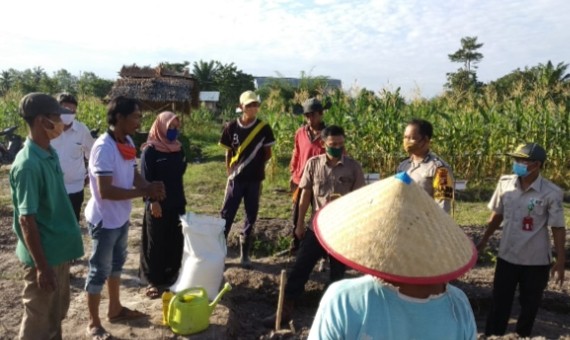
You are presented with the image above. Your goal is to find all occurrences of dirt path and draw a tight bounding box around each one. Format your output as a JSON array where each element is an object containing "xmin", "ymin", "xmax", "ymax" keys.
[{"xmin": 0, "ymin": 211, "xmax": 569, "ymax": 339}]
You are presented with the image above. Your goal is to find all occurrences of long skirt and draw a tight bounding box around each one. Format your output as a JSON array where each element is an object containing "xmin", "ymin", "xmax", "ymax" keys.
[{"xmin": 139, "ymin": 205, "xmax": 185, "ymax": 287}]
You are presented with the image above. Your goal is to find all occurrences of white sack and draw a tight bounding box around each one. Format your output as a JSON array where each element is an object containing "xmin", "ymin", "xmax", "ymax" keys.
[{"xmin": 170, "ymin": 212, "xmax": 226, "ymax": 300}]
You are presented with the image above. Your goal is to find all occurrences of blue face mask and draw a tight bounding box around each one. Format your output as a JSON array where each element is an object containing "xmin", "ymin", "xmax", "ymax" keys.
[
  {"xmin": 512, "ymin": 162, "xmax": 530, "ymax": 177},
  {"xmin": 166, "ymin": 128, "xmax": 179, "ymax": 142}
]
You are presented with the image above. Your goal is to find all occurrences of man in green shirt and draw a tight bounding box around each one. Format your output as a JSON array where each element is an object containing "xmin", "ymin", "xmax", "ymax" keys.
[{"xmin": 10, "ymin": 93, "xmax": 84, "ymax": 340}]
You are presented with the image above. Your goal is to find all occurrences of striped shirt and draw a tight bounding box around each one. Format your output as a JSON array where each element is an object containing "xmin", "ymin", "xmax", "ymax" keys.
[{"xmin": 219, "ymin": 118, "xmax": 275, "ymax": 181}]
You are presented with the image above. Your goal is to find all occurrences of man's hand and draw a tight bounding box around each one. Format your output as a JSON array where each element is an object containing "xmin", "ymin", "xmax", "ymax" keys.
[
  {"xmin": 150, "ymin": 202, "xmax": 162, "ymax": 218},
  {"xmin": 146, "ymin": 181, "xmax": 166, "ymax": 201},
  {"xmin": 294, "ymin": 223, "xmax": 306, "ymax": 240},
  {"xmin": 36, "ymin": 266, "xmax": 57, "ymax": 292},
  {"xmin": 290, "ymin": 179, "xmax": 296, "ymax": 193},
  {"xmin": 476, "ymin": 239, "xmax": 487, "ymax": 253},
  {"xmin": 551, "ymin": 259, "xmax": 566, "ymax": 287}
]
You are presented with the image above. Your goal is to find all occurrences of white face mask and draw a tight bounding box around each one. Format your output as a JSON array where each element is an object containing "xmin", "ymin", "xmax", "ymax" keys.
[{"xmin": 60, "ymin": 114, "xmax": 75, "ymax": 126}]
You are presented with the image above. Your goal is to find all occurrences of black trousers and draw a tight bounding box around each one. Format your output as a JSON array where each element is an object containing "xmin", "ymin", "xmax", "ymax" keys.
[
  {"xmin": 290, "ymin": 183, "xmax": 316, "ymax": 253},
  {"xmin": 139, "ymin": 205, "xmax": 184, "ymax": 287},
  {"xmin": 284, "ymin": 229, "xmax": 346, "ymax": 300},
  {"xmin": 485, "ymin": 257, "xmax": 550, "ymax": 337},
  {"xmin": 220, "ymin": 179, "xmax": 261, "ymax": 238},
  {"xmin": 68, "ymin": 190, "xmax": 84, "ymax": 222}
]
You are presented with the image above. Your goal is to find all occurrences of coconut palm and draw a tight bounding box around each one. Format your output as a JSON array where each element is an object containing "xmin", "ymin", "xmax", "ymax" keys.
[{"xmin": 192, "ymin": 60, "xmax": 220, "ymax": 91}]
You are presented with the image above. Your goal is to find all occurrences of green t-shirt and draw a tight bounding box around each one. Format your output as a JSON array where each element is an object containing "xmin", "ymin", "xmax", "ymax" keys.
[{"xmin": 9, "ymin": 138, "xmax": 84, "ymax": 267}]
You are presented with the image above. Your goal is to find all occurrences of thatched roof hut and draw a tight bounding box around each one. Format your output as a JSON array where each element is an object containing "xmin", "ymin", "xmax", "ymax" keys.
[{"xmin": 107, "ymin": 65, "xmax": 199, "ymax": 114}]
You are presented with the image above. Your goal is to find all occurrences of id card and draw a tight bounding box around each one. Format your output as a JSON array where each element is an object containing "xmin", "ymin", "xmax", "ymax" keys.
[{"xmin": 522, "ymin": 216, "xmax": 533, "ymax": 231}]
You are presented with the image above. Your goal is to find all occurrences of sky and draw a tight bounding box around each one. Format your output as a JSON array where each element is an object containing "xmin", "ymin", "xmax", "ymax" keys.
[{"xmin": 0, "ymin": 0, "xmax": 568, "ymax": 98}]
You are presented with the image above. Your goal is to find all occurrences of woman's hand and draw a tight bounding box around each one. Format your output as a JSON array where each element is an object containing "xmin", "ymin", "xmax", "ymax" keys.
[{"xmin": 150, "ymin": 202, "xmax": 162, "ymax": 218}]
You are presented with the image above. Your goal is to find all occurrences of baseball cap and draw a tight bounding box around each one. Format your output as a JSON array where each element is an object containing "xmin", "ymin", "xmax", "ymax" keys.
[
  {"xmin": 239, "ymin": 91, "xmax": 259, "ymax": 106},
  {"xmin": 314, "ymin": 172, "xmax": 477, "ymax": 284},
  {"xmin": 19, "ymin": 93, "xmax": 74, "ymax": 118},
  {"xmin": 302, "ymin": 98, "xmax": 331, "ymax": 115},
  {"xmin": 506, "ymin": 143, "xmax": 547, "ymax": 163}
]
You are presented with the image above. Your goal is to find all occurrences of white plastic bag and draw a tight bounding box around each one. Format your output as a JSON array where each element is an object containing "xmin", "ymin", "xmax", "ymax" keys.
[{"xmin": 170, "ymin": 212, "xmax": 226, "ymax": 300}]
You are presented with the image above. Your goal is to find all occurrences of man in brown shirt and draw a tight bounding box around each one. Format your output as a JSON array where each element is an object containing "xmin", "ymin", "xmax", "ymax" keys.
[{"xmin": 263, "ymin": 125, "xmax": 365, "ymax": 327}]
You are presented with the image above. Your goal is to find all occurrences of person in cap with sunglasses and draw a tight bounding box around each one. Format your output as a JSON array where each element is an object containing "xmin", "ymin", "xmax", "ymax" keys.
[
  {"xmin": 9, "ymin": 93, "xmax": 84, "ymax": 339},
  {"xmin": 289, "ymin": 97, "xmax": 329, "ymax": 254},
  {"xmin": 50, "ymin": 93, "xmax": 94, "ymax": 222},
  {"xmin": 477, "ymin": 143, "xmax": 566, "ymax": 338},
  {"xmin": 308, "ymin": 172, "xmax": 477, "ymax": 339},
  {"xmin": 219, "ymin": 90, "xmax": 275, "ymax": 268}
]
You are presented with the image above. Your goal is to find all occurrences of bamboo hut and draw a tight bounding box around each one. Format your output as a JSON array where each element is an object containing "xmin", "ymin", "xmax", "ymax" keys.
[{"xmin": 107, "ymin": 65, "xmax": 199, "ymax": 114}]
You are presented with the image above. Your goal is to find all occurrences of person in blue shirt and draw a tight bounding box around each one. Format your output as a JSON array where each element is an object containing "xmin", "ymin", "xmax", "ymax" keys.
[{"xmin": 308, "ymin": 172, "xmax": 478, "ymax": 340}]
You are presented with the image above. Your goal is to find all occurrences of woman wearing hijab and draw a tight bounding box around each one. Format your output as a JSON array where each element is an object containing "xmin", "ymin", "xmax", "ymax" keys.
[{"xmin": 139, "ymin": 111, "xmax": 187, "ymax": 299}]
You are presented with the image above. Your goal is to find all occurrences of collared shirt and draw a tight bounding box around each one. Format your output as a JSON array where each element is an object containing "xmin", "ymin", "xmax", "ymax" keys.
[
  {"xmin": 51, "ymin": 120, "xmax": 94, "ymax": 194},
  {"xmin": 9, "ymin": 138, "xmax": 84, "ymax": 267},
  {"xmin": 85, "ymin": 132, "xmax": 137, "ymax": 229},
  {"xmin": 290, "ymin": 124, "xmax": 325, "ymax": 185},
  {"xmin": 299, "ymin": 154, "xmax": 366, "ymax": 228},
  {"xmin": 397, "ymin": 151, "xmax": 454, "ymax": 213},
  {"xmin": 488, "ymin": 174, "xmax": 565, "ymax": 265}
]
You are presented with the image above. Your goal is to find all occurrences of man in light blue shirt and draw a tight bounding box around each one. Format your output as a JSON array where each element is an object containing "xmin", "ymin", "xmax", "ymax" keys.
[
  {"xmin": 309, "ymin": 276, "xmax": 476, "ymax": 339},
  {"xmin": 309, "ymin": 172, "xmax": 477, "ymax": 340}
]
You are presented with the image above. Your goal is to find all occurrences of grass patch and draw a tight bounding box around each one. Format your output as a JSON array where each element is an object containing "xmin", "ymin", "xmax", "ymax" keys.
[{"xmin": 453, "ymin": 201, "xmax": 491, "ymax": 226}]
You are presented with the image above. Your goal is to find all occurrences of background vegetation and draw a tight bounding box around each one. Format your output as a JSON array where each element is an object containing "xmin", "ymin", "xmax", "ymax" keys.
[{"xmin": 1, "ymin": 36, "xmax": 569, "ymax": 191}]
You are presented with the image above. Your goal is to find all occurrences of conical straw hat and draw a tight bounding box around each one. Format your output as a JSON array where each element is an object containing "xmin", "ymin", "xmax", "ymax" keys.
[{"xmin": 314, "ymin": 172, "xmax": 477, "ymax": 284}]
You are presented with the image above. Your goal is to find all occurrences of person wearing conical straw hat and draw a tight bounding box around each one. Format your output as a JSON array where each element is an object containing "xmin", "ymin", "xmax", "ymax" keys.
[
  {"xmin": 308, "ymin": 172, "xmax": 477, "ymax": 339},
  {"xmin": 477, "ymin": 143, "xmax": 566, "ymax": 338},
  {"xmin": 263, "ymin": 125, "xmax": 366, "ymax": 328},
  {"xmin": 397, "ymin": 118, "xmax": 454, "ymax": 214}
]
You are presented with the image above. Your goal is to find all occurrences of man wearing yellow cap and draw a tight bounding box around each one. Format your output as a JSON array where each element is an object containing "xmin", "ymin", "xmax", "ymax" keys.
[
  {"xmin": 218, "ymin": 90, "xmax": 275, "ymax": 268},
  {"xmin": 308, "ymin": 172, "xmax": 477, "ymax": 339},
  {"xmin": 477, "ymin": 143, "xmax": 566, "ymax": 337}
]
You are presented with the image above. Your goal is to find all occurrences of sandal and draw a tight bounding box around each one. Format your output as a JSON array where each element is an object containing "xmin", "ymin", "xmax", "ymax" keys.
[
  {"xmin": 86, "ymin": 326, "xmax": 112, "ymax": 340},
  {"xmin": 107, "ymin": 306, "xmax": 147, "ymax": 323},
  {"xmin": 145, "ymin": 285, "xmax": 161, "ymax": 299}
]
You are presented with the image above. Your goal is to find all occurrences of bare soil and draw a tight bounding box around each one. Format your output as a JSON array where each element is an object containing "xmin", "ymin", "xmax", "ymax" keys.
[{"xmin": 0, "ymin": 207, "xmax": 569, "ymax": 339}]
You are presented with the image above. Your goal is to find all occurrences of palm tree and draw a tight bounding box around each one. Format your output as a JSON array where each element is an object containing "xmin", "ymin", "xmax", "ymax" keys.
[
  {"xmin": 534, "ymin": 61, "xmax": 569, "ymax": 87},
  {"xmin": 192, "ymin": 60, "xmax": 219, "ymax": 91},
  {"xmin": 0, "ymin": 71, "xmax": 12, "ymax": 95}
]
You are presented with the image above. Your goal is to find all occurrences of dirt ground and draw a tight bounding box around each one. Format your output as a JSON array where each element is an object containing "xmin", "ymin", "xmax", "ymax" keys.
[{"xmin": 0, "ymin": 207, "xmax": 569, "ymax": 339}]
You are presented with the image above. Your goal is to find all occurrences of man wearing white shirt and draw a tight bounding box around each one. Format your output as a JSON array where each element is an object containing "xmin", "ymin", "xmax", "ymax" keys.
[{"xmin": 51, "ymin": 93, "xmax": 94, "ymax": 222}]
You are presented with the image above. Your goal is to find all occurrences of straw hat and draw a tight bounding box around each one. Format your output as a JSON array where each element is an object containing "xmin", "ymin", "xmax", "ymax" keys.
[{"xmin": 314, "ymin": 172, "xmax": 477, "ymax": 284}]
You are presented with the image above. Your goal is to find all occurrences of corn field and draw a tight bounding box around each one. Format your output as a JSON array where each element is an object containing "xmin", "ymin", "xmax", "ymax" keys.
[
  {"xmin": 1, "ymin": 86, "xmax": 569, "ymax": 189},
  {"xmin": 261, "ymin": 87, "xmax": 570, "ymax": 189}
]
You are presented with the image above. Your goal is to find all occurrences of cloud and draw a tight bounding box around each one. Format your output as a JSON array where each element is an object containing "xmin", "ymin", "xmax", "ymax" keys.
[{"xmin": 0, "ymin": 0, "xmax": 568, "ymax": 98}]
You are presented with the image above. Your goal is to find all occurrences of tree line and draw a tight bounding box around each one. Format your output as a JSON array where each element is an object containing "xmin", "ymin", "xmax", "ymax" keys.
[{"xmin": 1, "ymin": 36, "xmax": 568, "ymax": 111}]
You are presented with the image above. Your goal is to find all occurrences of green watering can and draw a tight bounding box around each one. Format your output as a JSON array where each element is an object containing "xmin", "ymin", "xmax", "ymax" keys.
[{"xmin": 167, "ymin": 282, "xmax": 232, "ymax": 335}]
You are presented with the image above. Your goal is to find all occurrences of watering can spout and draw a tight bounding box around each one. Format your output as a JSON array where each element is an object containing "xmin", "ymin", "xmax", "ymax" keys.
[{"xmin": 209, "ymin": 282, "xmax": 232, "ymax": 312}]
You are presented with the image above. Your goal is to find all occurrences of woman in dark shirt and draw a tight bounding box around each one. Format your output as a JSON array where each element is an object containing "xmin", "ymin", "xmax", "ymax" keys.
[{"xmin": 139, "ymin": 111, "xmax": 187, "ymax": 298}]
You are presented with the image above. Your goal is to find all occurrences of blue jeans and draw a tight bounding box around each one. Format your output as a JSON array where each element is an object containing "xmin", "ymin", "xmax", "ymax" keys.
[{"xmin": 85, "ymin": 221, "xmax": 129, "ymax": 294}]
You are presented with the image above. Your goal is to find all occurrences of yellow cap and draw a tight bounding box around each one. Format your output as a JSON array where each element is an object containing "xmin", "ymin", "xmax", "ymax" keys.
[{"xmin": 239, "ymin": 90, "xmax": 259, "ymax": 106}]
